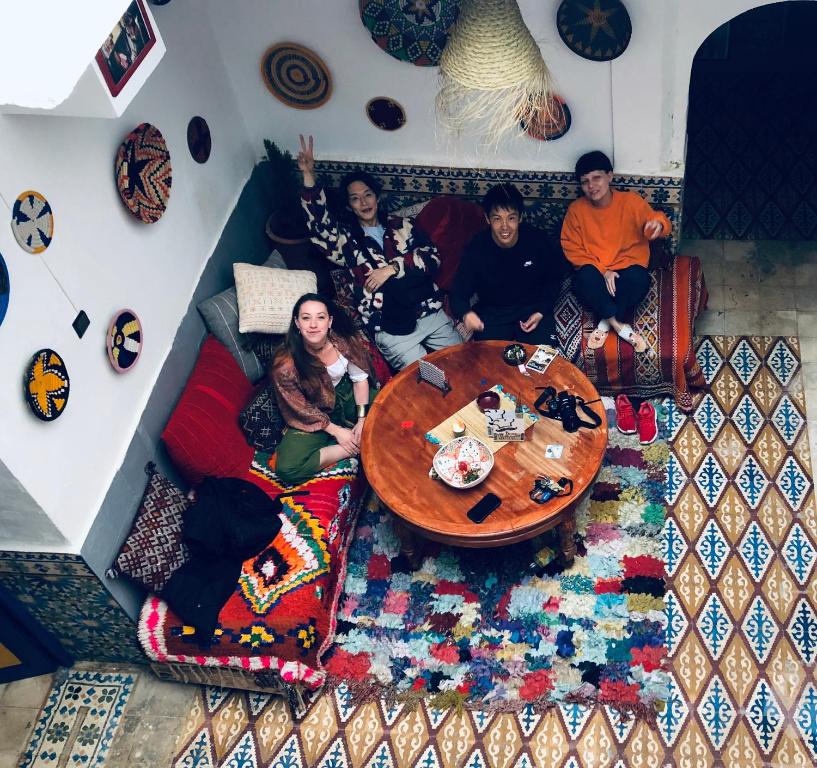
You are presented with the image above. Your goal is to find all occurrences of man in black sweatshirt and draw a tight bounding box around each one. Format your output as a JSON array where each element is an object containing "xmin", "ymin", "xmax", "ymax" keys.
[{"xmin": 451, "ymin": 184, "xmax": 568, "ymax": 344}]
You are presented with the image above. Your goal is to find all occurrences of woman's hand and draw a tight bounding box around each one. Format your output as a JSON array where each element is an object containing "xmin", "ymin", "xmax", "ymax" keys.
[
  {"xmin": 330, "ymin": 425, "xmax": 359, "ymax": 456},
  {"xmin": 364, "ymin": 265, "xmax": 395, "ymax": 293},
  {"xmin": 297, "ymin": 134, "xmax": 316, "ymax": 187},
  {"xmin": 352, "ymin": 418, "xmax": 365, "ymax": 444}
]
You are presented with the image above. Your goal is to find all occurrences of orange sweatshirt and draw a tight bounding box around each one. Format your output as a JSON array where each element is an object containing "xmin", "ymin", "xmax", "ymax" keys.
[{"xmin": 560, "ymin": 190, "xmax": 670, "ymax": 272}]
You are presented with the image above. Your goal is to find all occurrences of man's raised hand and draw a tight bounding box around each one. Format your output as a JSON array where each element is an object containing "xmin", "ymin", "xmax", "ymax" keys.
[
  {"xmin": 643, "ymin": 218, "xmax": 663, "ymax": 241},
  {"xmin": 297, "ymin": 134, "xmax": 316, "ymax": 186}
]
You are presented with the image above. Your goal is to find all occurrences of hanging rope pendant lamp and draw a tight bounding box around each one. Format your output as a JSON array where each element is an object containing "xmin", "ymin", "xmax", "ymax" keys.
[{"xmin": 437, "ymin": 0, "xmax": 556, "ymax": 144}]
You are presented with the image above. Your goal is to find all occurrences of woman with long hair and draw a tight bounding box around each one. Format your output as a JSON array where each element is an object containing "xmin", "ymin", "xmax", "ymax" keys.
[{"xmin": 270, "ymin": 293, "xmax": 377, "ymax": 486}]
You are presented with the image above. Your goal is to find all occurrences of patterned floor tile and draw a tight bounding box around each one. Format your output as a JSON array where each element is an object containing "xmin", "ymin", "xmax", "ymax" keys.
[
  {"xmin": 166, "ymin": 335, "xmax": 817, "ymax": 768},
  {"xmin": 18, "ymin": 669, "xmax": 134, "ymax": 768}
]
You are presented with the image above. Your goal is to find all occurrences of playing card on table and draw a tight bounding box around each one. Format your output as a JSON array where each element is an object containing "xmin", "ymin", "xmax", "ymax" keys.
[{"xmin": 545, "ymin": 444, "xmax": 564, "ymax": 459}]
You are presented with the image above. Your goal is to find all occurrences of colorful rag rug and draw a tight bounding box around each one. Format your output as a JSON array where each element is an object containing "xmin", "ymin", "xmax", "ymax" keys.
[{"xmin": 325, "ymin": 414, "xmax": 670, "ymax": 714}]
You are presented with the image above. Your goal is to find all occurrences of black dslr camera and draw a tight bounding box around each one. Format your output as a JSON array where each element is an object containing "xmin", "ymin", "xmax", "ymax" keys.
[
  {"xmin": 534, "ymin": 386, "xmax": 602, "ymax": 433},
  {"xmin": 538, "ymin": 387, "xmax": 581, "ymax": 432}
]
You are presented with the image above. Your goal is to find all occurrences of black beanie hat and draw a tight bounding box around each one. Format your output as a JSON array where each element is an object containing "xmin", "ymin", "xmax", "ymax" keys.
[{"xmin": 575, "ymin": 151, "xmax": 613, "ymax": 181}]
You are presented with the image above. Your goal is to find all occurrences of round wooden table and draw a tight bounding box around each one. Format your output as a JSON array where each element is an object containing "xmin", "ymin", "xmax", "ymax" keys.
[{"xmin": 361, "ymin": 341, "xmax": 608, "ymax": 563}]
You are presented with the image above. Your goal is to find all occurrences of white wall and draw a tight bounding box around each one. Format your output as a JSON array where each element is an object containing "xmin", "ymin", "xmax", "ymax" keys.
[
  {"xmin": 662, "ymin": 0, "xmax": 785, "ymax": 171},
  {"xmin": 0, "ymin": 1, "xmax": 131, "ymax": 110},
  {"xmin": 0, "ymin": 0, "xmax": 255, "ymax": 552},
  {"xmin": 0, "ymin": 459, "xmax": 66, "ymax": 547},
  {"xmin": 207, "ymin": 0, "xmax": 784, "ymax": 177}
]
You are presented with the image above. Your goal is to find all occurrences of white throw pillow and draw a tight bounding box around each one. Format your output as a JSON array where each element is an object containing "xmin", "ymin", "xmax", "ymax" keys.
[{"xmin": 233, "ymin": 263, "xmax": 317, "ymax": 334}]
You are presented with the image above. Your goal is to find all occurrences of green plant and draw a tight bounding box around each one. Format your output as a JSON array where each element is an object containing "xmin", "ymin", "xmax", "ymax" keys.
[{"xmin": 261, "ymin": 139, "xmax": 307, "ymax": 239}]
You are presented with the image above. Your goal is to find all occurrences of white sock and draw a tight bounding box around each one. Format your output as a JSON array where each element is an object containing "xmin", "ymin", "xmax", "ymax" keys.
[{"xmin": 596, "ymin": 319, "xmax": 610, "ymax": 332}]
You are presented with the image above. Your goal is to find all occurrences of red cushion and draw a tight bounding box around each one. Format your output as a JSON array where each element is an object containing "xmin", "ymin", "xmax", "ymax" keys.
[
  {"xmin": 162, "ymin": 336, "xmax": 255, "ymax": 485},
  {"xmin": 416, "ymin": 196, "xmax": 488, "ymax": 291},
  {"xmin": 360, "ymin": 334, "xmax": 392, "ymax": 386}
]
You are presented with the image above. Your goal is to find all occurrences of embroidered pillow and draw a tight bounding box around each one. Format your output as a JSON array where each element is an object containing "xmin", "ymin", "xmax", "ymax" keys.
[
  {"xmin": 196, "ymin": 250, "xmax": 287, "ymax": 383},
  {"xmin": 240, "ymin": 385, "xmax": 285, "ymax": 453},
  {"xmin": 108, "ymin": 464, "xmax": 190, "ymax": 593},
  {"xmin": 233, "ymin": 263, "xmax": 317, "ymax": 334}
]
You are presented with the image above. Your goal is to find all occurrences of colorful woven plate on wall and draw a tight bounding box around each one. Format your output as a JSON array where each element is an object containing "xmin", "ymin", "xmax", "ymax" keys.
[
  {"xmin": 261, "ymin": 43, "xmax": 332, "ymax": 109},
  {"xmin": 0, "ymin": 252, "xmax": 9, "ymax": 328},
  {"xmin": 24, "ymin": 348, "xmax": 69, "ymax": 421},
  {"xmin": 360, "ymin": 0, "xmax": 460, "ymax": 66},
  {"xmin": 114, "ymin": 122, "xmax": 172, "ymax": 223},
  {"xmin": 11, "ymin": 190, "xmax": 54, "ymax": 253},
  {"xmin": 107, "ymin": 309, "xmax": 143, "ymax": 373},
  {"xmin": 557, "ymin": 0, "xmax": 632, "ymax": 62},
  {"xmin": 366, "ymin": 97, "xmax": 406, "ymax": 130},
  {"xmin": 524, "ymin": 96, "xmax": 572, "ymax": 141},
  {"xmin": 187, "ymin": 116, "xmax": 211, "ymax": 163}
]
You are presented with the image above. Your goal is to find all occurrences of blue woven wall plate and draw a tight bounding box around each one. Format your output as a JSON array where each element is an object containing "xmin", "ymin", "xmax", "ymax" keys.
[{"xmin": 0, "ymin": 252, "xmax": 8, "ymax": 328}]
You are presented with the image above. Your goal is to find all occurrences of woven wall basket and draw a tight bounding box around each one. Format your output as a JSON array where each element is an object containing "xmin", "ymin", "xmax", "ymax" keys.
[
  {"xmin": 359, "ymin": 0, "xmax": 460, "ymax": 66},
  {"xmin": 437, "ymin": 0, "xmax": 555, "ymax": 144},
  {"xmin": 114, "ymin": 123, "xmax": 172, "ymax": 223},
  {"xmin": 557, "ymin": 0, "xmax": 632, "ymax": 62},
  {"xmin": 24, "ymin": 349, "xmax": 69, "ymax": 421}
]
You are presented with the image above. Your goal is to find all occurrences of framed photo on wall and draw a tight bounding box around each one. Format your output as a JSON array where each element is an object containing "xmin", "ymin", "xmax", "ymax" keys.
[{"xmin": 95, "ymin": 0, "xmax": 156, "ymax": 97}]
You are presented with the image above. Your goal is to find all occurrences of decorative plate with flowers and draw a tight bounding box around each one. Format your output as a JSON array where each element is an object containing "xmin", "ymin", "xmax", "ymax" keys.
[{"xmin": 432, "ymin": 436, "xmax": 494, "ymax": 489}]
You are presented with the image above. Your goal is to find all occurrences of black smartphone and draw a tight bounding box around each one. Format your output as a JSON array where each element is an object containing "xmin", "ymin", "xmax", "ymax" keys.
[{"xmin": 467, "ymin": 492, "xmax": 501, "ymax": 524}]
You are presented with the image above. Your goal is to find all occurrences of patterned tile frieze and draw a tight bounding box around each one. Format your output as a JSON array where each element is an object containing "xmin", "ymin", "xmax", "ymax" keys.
[
  {"xmin": 315, "ymin": 159, "xmax": 683, "ymax": 245},
  {"xmin": 0, "ymin": 550, "xmax": 146, "ymax": 665},
  {"xmin": 0, "ymin": 551, "xmax": 90, "ymax": 577}
]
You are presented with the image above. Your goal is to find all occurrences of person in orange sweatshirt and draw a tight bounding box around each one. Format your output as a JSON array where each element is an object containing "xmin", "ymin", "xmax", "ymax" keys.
[{"xmin": 561, "ymin": 151, "xmax": 670, "ymax": 353}]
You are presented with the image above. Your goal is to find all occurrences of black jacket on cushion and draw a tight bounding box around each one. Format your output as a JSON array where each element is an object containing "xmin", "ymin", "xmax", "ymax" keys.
[{"xmin": 160, "ymin": 478, "xmax": 301, "ymax": 644}]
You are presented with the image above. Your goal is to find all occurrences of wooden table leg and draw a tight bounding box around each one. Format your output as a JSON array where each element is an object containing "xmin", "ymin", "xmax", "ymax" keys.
[
  {"xmin": 393, "ymin": 517, "xmax": 424, "ymax": 570},
  {"xmin": 557, "ymin": 511, "xmax": 578, "ymax": 568}
]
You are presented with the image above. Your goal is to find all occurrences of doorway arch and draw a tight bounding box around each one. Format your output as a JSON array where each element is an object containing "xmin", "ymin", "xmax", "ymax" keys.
[{"xmin": 682, "ymin": 1, "xmax": 817, "ymax": 240}]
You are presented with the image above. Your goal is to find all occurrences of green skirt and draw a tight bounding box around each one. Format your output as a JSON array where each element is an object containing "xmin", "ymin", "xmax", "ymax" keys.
[{"xmin": 275, "ymin": 375, "xmax": 375, "ymax": 486}]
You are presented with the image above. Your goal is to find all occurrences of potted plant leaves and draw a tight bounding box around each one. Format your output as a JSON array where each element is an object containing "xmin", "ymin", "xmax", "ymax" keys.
[
  {"xmin": 259, "ymin": 139, "xmax": 333, "ymax": 295},
  {"xmin": 261, "ymin": 139, "xmax": 309, "ymax": 244}
]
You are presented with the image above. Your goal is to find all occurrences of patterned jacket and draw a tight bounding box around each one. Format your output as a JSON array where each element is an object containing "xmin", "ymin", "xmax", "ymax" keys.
[
  {"xmin": 270, "ymin": 332, "xmax": 376, "ymax": 433},
  {"xmin": 301, "ymin": 185, "xmax": 444, "ymax": 332}
]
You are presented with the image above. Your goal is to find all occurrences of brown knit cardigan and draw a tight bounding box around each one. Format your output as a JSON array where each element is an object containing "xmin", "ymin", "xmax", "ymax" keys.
[{"xmin": 270, "ymin": 333, "xmax": 375, "ymax": 433}]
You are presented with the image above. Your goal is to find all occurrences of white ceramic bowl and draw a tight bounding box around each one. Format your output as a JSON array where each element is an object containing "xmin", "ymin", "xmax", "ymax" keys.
[{"xmin": 432, "ymin": 436, "xmax": 494, "ymax": 489}]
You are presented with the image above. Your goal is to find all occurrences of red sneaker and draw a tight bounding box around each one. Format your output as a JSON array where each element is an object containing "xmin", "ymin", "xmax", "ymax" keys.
[
  {"xmin": 637, "ymin": 401, "xmax": 658, "ymax": 444},
  {"xmin": 615, "ymin": 394, "xmax": 636, "ymax": 434}
]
